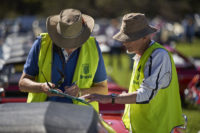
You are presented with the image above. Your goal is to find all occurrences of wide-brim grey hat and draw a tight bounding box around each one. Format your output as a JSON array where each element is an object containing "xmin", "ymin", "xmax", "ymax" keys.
[
  {"xmin": 46, "ymin": 8, "xmax": 94, "ymax": 49},
  {"xmin": 113, "ymin": 13, "xmax": 157, "ymax": 42}
]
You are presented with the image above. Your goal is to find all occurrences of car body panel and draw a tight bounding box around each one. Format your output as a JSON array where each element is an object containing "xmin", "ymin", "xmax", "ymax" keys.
[
  {"xmin": 185, "ymin": 74, "xmax": 200, "ymax": 105},
  {"xmin": 102, "ymin": 115, "xmax": 129, "ymax": 133},
  {"xmin": 164, "ymin": 45, "xmax": 200, "ymax": 98}
]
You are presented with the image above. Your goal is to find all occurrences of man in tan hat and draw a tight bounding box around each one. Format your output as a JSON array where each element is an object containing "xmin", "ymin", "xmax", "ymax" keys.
[
  {"xmin": 83, "ymin": 13, "xmax": 184, "ymax": 132},
  {"xmin": 19, "ymin": 9, "xmax": 108, "ymax": 111}
]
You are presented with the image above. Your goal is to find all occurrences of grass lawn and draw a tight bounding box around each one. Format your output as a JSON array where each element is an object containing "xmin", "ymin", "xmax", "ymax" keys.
[
  {"xmin": 102, "ymin": 41, "xmax": 200, "ymax": 133},
  {"xmin": 183, "ymin": 107, "xmax": 200, "ymax": 133},
  {"xmin": 175, "ymin": 38, "xmax": 200, "ymax": 58},
  {"xmin": 103, "ymin": 53, "xmax": 132, "ymax": 88}
]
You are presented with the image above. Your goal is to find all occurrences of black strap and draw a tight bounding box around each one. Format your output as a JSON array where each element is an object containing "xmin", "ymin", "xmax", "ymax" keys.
[{"xmin": 53, "ymin": 43, "xmax": 65, "ymax": 72}]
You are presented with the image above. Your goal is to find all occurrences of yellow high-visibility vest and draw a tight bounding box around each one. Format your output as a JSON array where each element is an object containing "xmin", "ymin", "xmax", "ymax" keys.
[
  {"xmin": 27, "ymin": 33, "xmax": 99, "ymax": 112},
  {"xmin": 122, "ymin": 42, "xmax": 184, "ymax": 133}
]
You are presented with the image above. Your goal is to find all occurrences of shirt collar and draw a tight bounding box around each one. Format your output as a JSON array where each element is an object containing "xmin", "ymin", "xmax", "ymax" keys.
[
  {"xmin": 62, "ymin": 47, "xmax": 80, "ymax": 62},
  {"xmin": 149, "ymin": 40, "xmax": 155, "ymax": 46}
]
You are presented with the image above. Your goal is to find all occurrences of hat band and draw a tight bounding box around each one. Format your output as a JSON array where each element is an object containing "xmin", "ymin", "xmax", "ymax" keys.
[
  {"xmin": 58, "ymin": 24, "xmax": 85, "ymax": 39},
  {"xmin": 124, "ymin": 25, "xmax": 153, "ymax": 36}
]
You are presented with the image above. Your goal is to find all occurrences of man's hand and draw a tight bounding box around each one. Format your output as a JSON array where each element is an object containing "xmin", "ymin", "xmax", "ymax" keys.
[
  {"xmin": 40, "ymin": 82, "xmax": 63, "ymax": 97},
  {"xmin": 64, "ymin": 85, "xmax": 80, "ymax": 97},
  {"xmin": 81, "ymin": 94, "xmax": 112, "ymax": 104}
]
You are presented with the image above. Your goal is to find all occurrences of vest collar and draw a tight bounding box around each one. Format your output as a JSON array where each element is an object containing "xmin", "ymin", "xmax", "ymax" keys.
[{"xmin": 132, "ymin": 40, "xmax": 155, "ymax": 61}]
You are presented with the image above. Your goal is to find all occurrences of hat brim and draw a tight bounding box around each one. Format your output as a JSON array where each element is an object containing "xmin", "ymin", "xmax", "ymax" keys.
[
  {"xmin": 46, "ymin": 14, "xmax": 94, "ymax": 49},
  {"xmin": 113, "ymin": 26, "xmax": 157, "ymax": 43}
]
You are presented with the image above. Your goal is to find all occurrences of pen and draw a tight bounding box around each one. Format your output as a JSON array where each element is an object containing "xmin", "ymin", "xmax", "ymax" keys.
[{"xmin": 70, "ymin": 81, "xmax": 77, "ymax": 87}]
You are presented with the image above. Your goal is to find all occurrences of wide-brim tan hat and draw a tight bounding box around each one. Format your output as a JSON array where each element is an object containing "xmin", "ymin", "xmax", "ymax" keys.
[
  {"xmin": 47, "ymin": 9, "xmax": 94, "ymax": 49},
  {"xmin": 113, "ymin": 13, "xmax": 157, "ymax": 42}
]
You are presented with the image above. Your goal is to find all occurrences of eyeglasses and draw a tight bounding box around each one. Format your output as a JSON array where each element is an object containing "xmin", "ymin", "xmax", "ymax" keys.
[{"xmin": 41, "ymin": 67, "xmax": 65, "ymax": 89}]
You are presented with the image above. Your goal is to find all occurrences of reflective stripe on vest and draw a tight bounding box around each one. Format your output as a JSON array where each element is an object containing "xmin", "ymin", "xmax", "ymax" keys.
[
  {"xmin": 27, "ymin": 33, "xmax": 99, "ymax": 112},
  {"xmin": 122, "ymin": 42, "xmax": 184, "ymax": 133}
]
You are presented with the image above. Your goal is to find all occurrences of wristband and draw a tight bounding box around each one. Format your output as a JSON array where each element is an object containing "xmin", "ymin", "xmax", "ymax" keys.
[{"xmin": 111, "ymin": 93, "xmax": 117, "ymax": 104}]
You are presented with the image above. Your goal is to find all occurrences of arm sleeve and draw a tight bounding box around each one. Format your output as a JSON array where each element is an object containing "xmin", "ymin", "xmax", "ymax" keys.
[
  {"xmin": 136, "ymin": 48, "xmax": 172, "ymax": 104},
  {"xmin": 93, "ymin": 40, "xmax": 107, "ymax": 83},
  {"xmin": 23, "ymin": 36, "xmax": 41, "ymax": 76}
]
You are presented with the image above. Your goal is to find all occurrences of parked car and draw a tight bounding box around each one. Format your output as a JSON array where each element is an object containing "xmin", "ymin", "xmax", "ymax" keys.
[
  {"xmin": 99, "ymin": 77, "xmax": 129, "ymax": 132},
  {"xmin": 0, "ymin": 59, "xmax": 27, "ymax": 103},
  {"xmin": 164, "ymin": 45, "xmax": 200, "ymax": 102},
  {"xmin": 0, "ymin": 102, "xmax": 109, "ymax": 133}
]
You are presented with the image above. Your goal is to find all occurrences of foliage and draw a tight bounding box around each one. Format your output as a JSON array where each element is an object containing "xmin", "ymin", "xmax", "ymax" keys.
[{"xmin": 0, "ymin": 0, "xmax": 200, "ymax": 21}]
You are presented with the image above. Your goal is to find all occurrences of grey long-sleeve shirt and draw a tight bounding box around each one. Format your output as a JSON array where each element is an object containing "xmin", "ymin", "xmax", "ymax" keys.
[{"xmin": 134, "ymin": 41, "xmax": 172, "ymax": 103}]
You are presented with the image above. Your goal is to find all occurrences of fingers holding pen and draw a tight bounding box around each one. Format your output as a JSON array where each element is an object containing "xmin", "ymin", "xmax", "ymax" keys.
[
  {"xmin": 40, "ymin": 82, "xmax": 51, "ymax": 92},
  {"xmin": 40, "ymin": 82, "xmax": 63, "ymax": 97}
]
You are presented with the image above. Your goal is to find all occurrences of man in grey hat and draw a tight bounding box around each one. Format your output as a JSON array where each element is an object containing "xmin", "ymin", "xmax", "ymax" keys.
[
  {"xmin": 83, "ymin": 13, "xmax": 184, "ymax": 132},
  {"xmin": 19, "ymin": 9, "xmax": 108, "ymax": 111}
]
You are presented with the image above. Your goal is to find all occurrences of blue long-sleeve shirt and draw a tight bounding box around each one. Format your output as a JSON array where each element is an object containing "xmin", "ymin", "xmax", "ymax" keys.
[{"xmin": 24, "ymin": 36, "xmax": 107, "ymax": 103}]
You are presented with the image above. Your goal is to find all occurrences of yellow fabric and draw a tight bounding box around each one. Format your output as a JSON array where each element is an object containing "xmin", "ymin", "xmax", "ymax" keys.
[
  {"xmin": 72, "ymin": 36, "xmax": 99, "ymax": 112},
  {"xmin": 122, "ymin": 42, "xmax": 184, "ymax": 133},
  {"xmin": 101, "ymin": 120, "xmax": 116, "ymax": 133},
  {"xmin": 27, "ymin": 33, "xmax": 52, "ymax": 102}
]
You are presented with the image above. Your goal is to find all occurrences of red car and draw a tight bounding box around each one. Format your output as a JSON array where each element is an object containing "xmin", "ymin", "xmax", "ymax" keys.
[
  {"xmin": 164, "ymin": 45, "xmax": 200, "ymax": 101},
  {"xmin": 0, "ymin": 60, "xmax": 27, "ymax": 103},
  {"xmin": 99, "ymin": 79, "xmax": 129, "ymax": 133}
]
